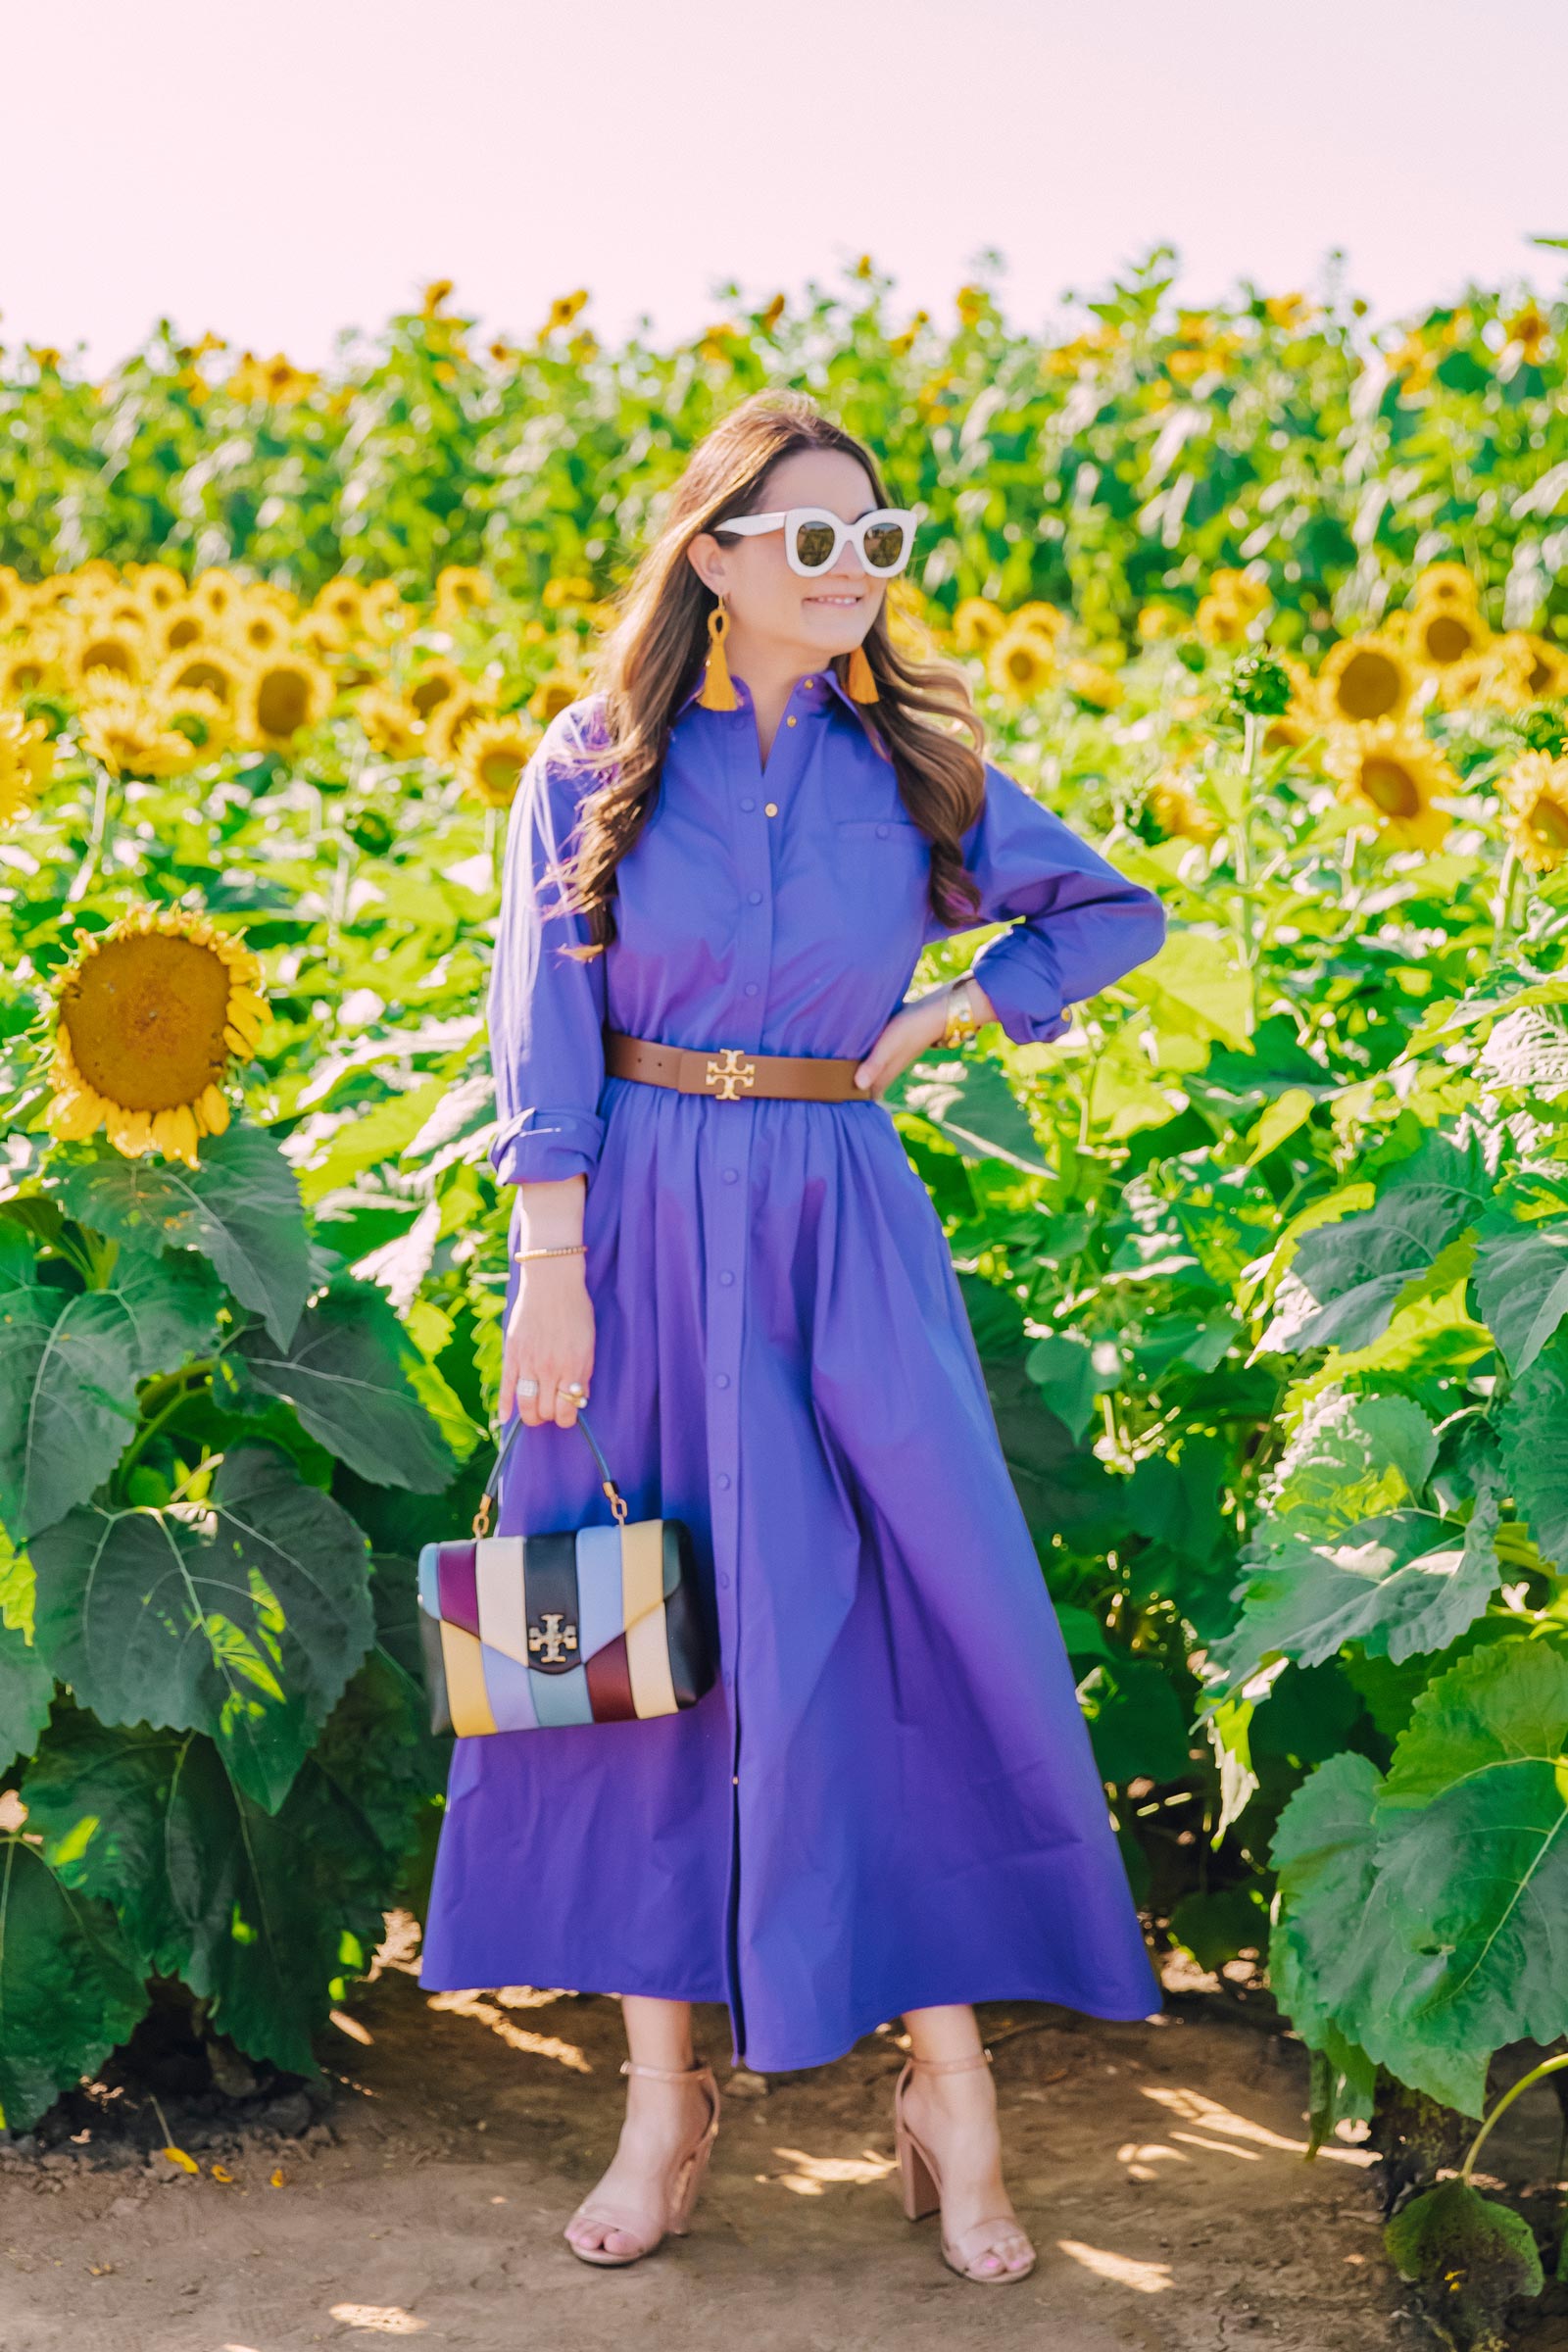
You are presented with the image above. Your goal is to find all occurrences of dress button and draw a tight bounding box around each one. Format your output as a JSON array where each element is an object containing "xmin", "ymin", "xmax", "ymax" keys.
[
  {"xmin": 716, "ymin": 1477, "xmax": 731, "ymax": 1494},
  {"xmin": 744, "ymin": 981, "xmax": 759, "ymax": 997},
  {"xmin": 786, "ymin": 715, "xmax": 797, "ymax": 727},
  {"xmin": 876, "ymin": 823, "xmax": 890, "ymax": 837},
  {"xmin": 764, "ymin": 802, "xmax": 778, "ymax": 816},
  {"xmin": 719, "ymin": 1269, "xmax": 734, "ymax": 1286},
  {"xmin": 748, "ymin": 888, "xmax": 762, "ymax": 904},
  {"xmin": 718, "ymin": 1568, "xmax": 731, "ymax": 1585},
  {"xmin": 714, "ymin": 1371, "xmax": 730, "ymax": 1388},
  {"xmin": 740, "ymin": 796, "xmax": 755, "ymax": 811},
  {"xmin": 804, "ymin": 677, "xmax": 815, "ymax": 687},
  {"xmin": 722, "ymin": 1167, "xmax": 738, "ymax": 1183}
]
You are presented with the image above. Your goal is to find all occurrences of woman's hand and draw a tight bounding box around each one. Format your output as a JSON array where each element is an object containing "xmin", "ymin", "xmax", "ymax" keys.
[
  {"xmin": 501, "ymin": 1256, "xmax": 597, "ymax": 1428},
  {"xmin": 853, "ymin": 977, "xmax": 996, "ymax": 1102}
]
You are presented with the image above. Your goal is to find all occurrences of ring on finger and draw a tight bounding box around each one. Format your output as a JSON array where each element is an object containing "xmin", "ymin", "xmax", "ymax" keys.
[{"xmin": 518, "ymin": 1377, "xmax": 540, "ymax": 1399}]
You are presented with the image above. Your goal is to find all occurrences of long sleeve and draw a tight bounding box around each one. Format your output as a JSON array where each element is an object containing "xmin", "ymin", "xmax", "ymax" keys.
[
  {"xmin": 928, "ymin": 760, "xmax": 1167, "ymax": 1045},
  {"xmin": 486, "ymin": 708, "xmax": 608, "ymax": 1188}
]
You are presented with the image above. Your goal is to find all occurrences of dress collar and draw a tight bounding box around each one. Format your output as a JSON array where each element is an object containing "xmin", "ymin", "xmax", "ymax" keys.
[{"xmin": 673, "ymin": 665, "xmax": 860, "ymax": 722}]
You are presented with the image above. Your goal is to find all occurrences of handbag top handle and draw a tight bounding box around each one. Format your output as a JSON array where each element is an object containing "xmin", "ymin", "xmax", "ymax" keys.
[{"xmin": 471, "ymin": 1406, "xmax": 627, "ymax": 1538}]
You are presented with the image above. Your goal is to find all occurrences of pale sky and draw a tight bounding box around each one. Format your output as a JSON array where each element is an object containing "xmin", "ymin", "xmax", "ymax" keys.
[{"xmin": 9, "ymin": 0, "xmax": 1567, "ymax": 370}]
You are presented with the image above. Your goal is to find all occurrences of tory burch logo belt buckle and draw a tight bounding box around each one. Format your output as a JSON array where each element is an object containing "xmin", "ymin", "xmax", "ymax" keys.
[{"xmin": 702, "ymin": 1046, "xmax": 758, "ymax": 1101}]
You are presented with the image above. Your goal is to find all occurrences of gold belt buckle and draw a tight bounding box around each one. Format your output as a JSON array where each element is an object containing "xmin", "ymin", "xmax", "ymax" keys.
[{"xmin": 703, "ymin": 1046, "xmax": 758, "ymax": 1101}]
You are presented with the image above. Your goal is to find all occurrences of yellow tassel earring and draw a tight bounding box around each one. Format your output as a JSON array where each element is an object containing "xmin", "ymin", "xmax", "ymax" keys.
[
  {"xmin": 698, "ymin": 598, "xmax": 739, "ymax": 710},
  {"xmin": 845, "ymin": 642, "xmax": 880, "ymax": 704}
]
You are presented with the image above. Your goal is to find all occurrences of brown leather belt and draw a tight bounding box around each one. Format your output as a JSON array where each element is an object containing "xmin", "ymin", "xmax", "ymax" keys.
[{"xmin": 603, "ymin": 1026, "xmax": 870, "ymax": 1102}]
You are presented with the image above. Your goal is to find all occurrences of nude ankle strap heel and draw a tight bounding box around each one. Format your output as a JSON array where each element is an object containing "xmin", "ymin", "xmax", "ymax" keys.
[
  {"xmin": 564, "ymin": 2057, "xmax": 720, "ymax": 2268},
  {"xmin": 892, "ymin": 2048, "xmax": 1038, "ymax": 2286}
]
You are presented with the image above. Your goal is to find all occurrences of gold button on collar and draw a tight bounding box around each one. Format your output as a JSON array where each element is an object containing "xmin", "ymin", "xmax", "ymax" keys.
[
  {"xmin": 764, "ymin": 801, "xmax": 778, "ymax": 816},
  {"xmin": 786, "ymin": 715, "xmax": 797, "ymax": 727}
]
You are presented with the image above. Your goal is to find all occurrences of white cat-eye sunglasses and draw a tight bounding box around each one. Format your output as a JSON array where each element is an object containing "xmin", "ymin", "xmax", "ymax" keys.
[{"xmin": 714, "ymin": 504, "xmax": 923, "ymax": 578}]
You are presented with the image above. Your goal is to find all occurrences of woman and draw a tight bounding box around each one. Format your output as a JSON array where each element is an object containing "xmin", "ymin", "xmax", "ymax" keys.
[{"xmin": 418, "ymin": 390, "xmax": 1167, "ymax": 2284}]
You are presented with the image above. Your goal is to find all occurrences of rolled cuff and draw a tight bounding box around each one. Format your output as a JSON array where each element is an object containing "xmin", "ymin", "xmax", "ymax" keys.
[
  {"xmin": 489, "ymin": 1106, "xmax": 605, "ymax": 1187},
  {"xmin": 967, "ymin": 935, "xmax": 1073, "ymax": 1047}
]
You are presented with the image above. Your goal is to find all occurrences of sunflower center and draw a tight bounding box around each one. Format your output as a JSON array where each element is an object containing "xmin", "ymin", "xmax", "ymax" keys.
[
  {"xmin": 62, "ymin": 934, "xmax": 233, "ymax": 1113},
  {"xmin": 1360, "ymin": 757, "xmax": 1422, "ymax": 818},
  {"xmin": 479, "ymin": 750, "xmax": 524, "ymax": 795},
  {"xmin": 173, "ymin": 658, "xmax": 235, "ymax": 703},
  {"xmin": 1529, "ymin": 796, "xmax": 1568, "ymax": 853},
  {"xmin": 80, "ymin": 637, "xmax": 135, "ymax": 678},
  {"xmin": 257, "ymin": 666, "xmax": 311, "ymax": 738},
  {"xmin": 165, "ymin": 615, "xmax": 203, "ymax": 651},
  {"xmin": 411, "ymin": 674, "xmax": 455, "ymax": 718},
  {"xmin": 1422, "ymin": 613, "xmax": 1476, "ymax": 666},
  {"xmin": 1336, "ymin": 650, "xmax": 1402, "ymax": 720}
]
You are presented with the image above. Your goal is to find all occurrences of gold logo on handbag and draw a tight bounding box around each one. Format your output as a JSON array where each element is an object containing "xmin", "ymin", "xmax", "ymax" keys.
[
  {"xmin": 527, "ymin": 1611, "xmax": 578, "ymax": 1667},
  {"xmin": 416, "ymin": 1409, "xmax": 717, "ymax": 1737},
  {"xmin": 704, "ymin": 1046, "xmax": 757, "ymax": 1099}
]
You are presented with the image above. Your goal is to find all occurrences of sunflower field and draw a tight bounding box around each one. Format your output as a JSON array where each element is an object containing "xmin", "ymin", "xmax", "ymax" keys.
[{"xmin": 2, "ymin": 258, "xmax": 1568, "ymax": 2313}]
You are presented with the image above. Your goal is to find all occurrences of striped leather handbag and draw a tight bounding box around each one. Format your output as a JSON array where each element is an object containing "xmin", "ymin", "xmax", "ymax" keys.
[{"xmin": 416, "ymin": 1411, "xmax": 715, "ymax": 1738}]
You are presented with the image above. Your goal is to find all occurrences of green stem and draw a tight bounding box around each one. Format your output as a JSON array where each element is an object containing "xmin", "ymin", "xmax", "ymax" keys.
[
  {"xmin": 1491, "ymin": 844, "xmax": 1524, "ymax": 961},
  {"xmin": 66, "ymin": 761, "xmax": 115, "ymax": 905},
  {"xmin": 117, "ymin": 1363, "xmax": 217, "ymax": 1490},
  {"xmin": 1460, "ymin": 2051, "xmax": 1568, "ymax": 2187},
  {"xmin": 1233, "ymin": 713, "xmax": 1262, "ymax": 1024}
]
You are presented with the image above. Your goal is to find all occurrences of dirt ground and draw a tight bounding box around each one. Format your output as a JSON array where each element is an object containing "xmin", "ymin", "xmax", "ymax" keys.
[{"xmin": 4, "ymin": 1929, "xmax": 1564, "ymax": 2352}]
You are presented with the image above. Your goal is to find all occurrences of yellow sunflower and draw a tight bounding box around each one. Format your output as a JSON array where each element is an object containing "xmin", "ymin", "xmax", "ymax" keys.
[
  {"xmin": 953, "ymin": 598, "xmax": 1007, "ymax": 655},
  {"xmin": 541, "ymin": 574, "xmax": 595, "ymax": 612},
  {"xmin": 1436, "ymin": 638, "xmax": 1534, "ymax": 713},
  {"xmin": 238, "ymin": 654, "xmax": 333, "ymax": 749},
  {"xmin": 1009, "ymin": 600, "xmax": 1069, "ymax": 644},
  {"xmin": 155, "ymin": 679, "xmax": 233, "ymax": 759},
  {"xmin": 455, "ymin": 715, "xmax": 540, "ymax": 807},
  {"xmin": 526, "ymin": 671, "xmax": 581, "ymax": 727},
  {"xmin": 433, "ymin": 565, "xmax": 493, "ymax": 630},
  {"xmin": 0, "ymin": 710, "xmax": 54, "ymax": 821},
  {"xmin": 408, "ymin": 660, "xmax": 466, "ymax": 721},
  {"xmin": 1410, "ymin": 563, "xmax": 1479, "ymax": 612},
  {"xmin": 541, "ymin": 290, "xmax": 590, "ymax": 336},
  {"xmin": 314, "ymin": 576, "xmax": 368, "ymax": 635},
  {"xmin": 986, "ymin": 623, "xmax": 1056, "ymax": 703},
  {"xmin": 0, "ymin": 639, "xmax": 62, "ymax": 699},
  {"xmin": 67, "ymin": 618, "xmax": 149, "ymax": 691},
  {"xmin": 1315, "ymin": 633, "xmax": 1418, "ymax": 725},
  {"xmin": 1324, "ymin": 719, "xmax": 1456, "ymax": 851},
  {"xmin": 129, "ymin": 564, "xmax": 188, "ymax": 615},
  {"xmin": 1510, "ymin": 632, "xmax": 1568, "ymax": 704},
  {"xmin": 233, "ymin": 597, "xmax": 296, "ymax": 658},
  {"xmin": 190, "ymin": 569, "xmax": 244, "ymax": 625},
  {"xmin": 0, "ymin": 568, "xmax": 29, "ymax": 632},
  {"xmin": 1063, "ymin": 659, "xmax": 1124, "ymax": 710},
  {"xmin": 1504, "ymin": 306, "xmax": 1550, "ymax": 365},
  {"xmin": 1147, "ymin": 768, "xmax": 1218, "ymax": 843},
  {"xmin": 357, "ymin": 687, "xmax": 425, "ymax": 760},
  {"xmin": 1210, "ymin": 569, "xmax": 1270, "ymax": 620},
  {"xmin": 361, "ymin": 580, "xmax": 411, "ymax": 640},
  {"xmin": 1500, "ymin": 752, "xmax": 1568, "ymax": 870},
  {"xmin": 1196, "ymin": 594, "xmax": 1251, "ymax": 648},
  {"xmin": 157, "ymin": 647, "xmax": 250, "ymax": 710},
  {"xmin": 45, "ymin": 907, "xmax": 266, "ymax": 1167},
  {"xmin": 155, "ymin": 606, "xmax": 209, "ymax": 657},
  {"xmin": 426, "ymin": 688, "xmax": 494, "ymax": 760},
  {"xmin": 1409, "ymin": 600, "xmax": 1491, "ymax": 670},
  {"xmin": 78, "ymin": 682, "xmax": 199, "ymax": 779}
]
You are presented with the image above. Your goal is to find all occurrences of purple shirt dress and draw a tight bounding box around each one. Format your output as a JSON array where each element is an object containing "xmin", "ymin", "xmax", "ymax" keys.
[{"xmin": 418, "ymin": 664, "xmax": 1167, "ymax": 2071}]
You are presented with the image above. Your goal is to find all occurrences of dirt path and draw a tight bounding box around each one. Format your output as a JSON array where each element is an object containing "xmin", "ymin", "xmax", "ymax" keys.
[{"xmin": 1, "ymin": 1938, "xmax": 1555, "ymax": 2351}]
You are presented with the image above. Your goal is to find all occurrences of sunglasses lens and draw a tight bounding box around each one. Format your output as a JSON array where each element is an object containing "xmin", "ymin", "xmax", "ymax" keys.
[
  {"xmin": 861, "ymin": 520, "xmax": 906, "ymax": 571},
  {"xmin": 793, "ymin": 519, "xmax": 839, "ymax": 571}
]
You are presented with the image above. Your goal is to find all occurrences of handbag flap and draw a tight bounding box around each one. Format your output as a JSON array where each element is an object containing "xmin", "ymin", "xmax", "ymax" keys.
[{"xmin": 418, "ymin": 1517, "xmax": 682, "ymax": 1678}]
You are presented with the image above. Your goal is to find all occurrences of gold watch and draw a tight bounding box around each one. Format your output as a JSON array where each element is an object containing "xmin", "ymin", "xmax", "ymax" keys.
[{"xmin": 942, "ymin": 976, "xmax": 982, "ymax": 1047}]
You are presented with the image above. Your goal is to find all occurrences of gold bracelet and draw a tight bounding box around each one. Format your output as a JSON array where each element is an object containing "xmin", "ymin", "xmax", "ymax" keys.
[
  {"xmin": 942, "ymin": 976, "xmax": 982, "ymax": 1048},
  {"xmin": 514, "ymin": 1242, "xmax": 588, "ymax": 1261}
]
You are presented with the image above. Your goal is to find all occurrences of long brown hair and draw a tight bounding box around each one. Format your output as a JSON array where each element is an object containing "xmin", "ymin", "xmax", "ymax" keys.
[{"xmin": 555, "ymin": 391, "xmax": 988, "ymax": 955}]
